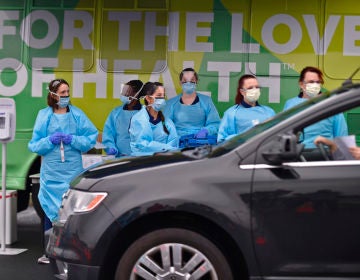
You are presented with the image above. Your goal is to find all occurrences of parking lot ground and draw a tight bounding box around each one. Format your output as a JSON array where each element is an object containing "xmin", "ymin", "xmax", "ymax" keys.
[{"xmin": 0, "ymin": 206, "xmax": 54, "ymax": 280}]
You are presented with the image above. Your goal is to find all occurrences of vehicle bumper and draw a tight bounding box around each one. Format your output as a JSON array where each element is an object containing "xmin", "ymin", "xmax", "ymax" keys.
[{"xmin": 46, "ymin": 203, "xmax": 118, "ymax": 280}]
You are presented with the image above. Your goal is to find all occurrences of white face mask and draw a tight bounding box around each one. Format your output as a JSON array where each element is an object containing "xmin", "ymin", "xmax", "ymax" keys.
[
  {"xmin": 244, "ymin": 88, "xmax": 261, "ymax": 103},
  {"xmin": 305, "ymin": 83, "xmax": 321, "ymax": 98}
]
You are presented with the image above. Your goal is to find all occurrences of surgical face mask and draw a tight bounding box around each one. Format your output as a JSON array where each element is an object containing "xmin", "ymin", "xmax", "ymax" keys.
[
  {"xmin": 150, "ymin": 98, "xmax": 166, "ymax": 112},
  {"xmin": 244, "ymin": 87, "xmax": 261, "ymax": 103},
  {"xmin": 51, "ymin": 92, "xmax": 70, "ymax": 108},
  {"xmin": 120, "ymin": 95, "xmax": 131, "ymax": 105},
  {"xmin": 58, "ymin": 96, "xmax": 70, "ymax": 108},
  {"xmin": 182, "ymin": 82, "xmax": 196, "ymax": 94},
  {"xmin": 304, "ymin": 82, "xmax": 321, "ymax": 98}
]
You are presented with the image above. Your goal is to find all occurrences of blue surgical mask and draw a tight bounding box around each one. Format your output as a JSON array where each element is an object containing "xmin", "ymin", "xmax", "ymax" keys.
[
  {"xmin": 182, "ymin": 82, "xmax": 196, "ymax": 94},
  {"xmin": 58, "ymin": 96, "xmax": 70, "ymax": 108},
  {"xmin": 120, "ymin": 95, "xmax": 131, "ymax": 105},
  {"xmin": 51, "ymin": 92, "xmax": 70, "ymax": 108},
  {"xmin": 151, "ymin": 98, "xmax": 166, "ymax": 112}
]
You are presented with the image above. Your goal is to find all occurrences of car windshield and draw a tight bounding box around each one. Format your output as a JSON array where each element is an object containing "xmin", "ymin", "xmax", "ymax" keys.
[{"xmin": 209, "ymin": 92, "xmax": 330, "ymax": 157}]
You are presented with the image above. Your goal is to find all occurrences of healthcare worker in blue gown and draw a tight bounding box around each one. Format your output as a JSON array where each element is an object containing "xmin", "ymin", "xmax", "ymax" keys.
[
  {"xmin": 283, "ymin": 66, "xmax": 348, "ymax": 148},
  {"xmin": 163, "ymin": 68, "xmax": 220, "ymax": 139},
  {"xmin": 102, "ymin": 80, "xmax": 144, "ymax": 157},
  {"xmin": 129, "ymin": 82, "xmax": 178, "ymax": 156},
  {"xmin": 217, "ymin": 74, "xmax": 275, "ymax": 143},
  {"xmin": 28, "ymin": 79, "xmax": 98, "ymax": 263}
]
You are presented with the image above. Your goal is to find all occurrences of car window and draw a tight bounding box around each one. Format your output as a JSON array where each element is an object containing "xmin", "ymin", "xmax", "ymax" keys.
[
  {"xmin": 210, "ymin": 93, "xmax": 329, "ymax": 157},
  {"xmin": 297, "ymin": 104, "xmax": 360, "ymax": 162}
]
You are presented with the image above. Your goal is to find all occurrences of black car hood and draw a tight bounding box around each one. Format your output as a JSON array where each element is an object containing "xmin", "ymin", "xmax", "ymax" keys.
[{"xmin": 77, "ymin": 150, "xmax": 194, "ymax": 181}]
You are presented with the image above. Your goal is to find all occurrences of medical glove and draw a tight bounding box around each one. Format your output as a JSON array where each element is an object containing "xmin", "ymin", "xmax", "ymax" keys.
[
  {"xmin": 195, "ymin": 128, "xmax": 208, "ymax": 139},
  {"xmin": 62, "ymin": 134, "xmax": 73, "ymax": 144},
  {"xmin": 49, "ymin": 132, "xmax": 64, "ymax": 145},
  {"xmin": 106, "ymin": 147, "xmax": 118, "ymax": 155}
]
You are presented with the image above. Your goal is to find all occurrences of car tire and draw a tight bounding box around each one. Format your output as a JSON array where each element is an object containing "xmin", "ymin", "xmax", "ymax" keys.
[{"xmin": 114, "ymin": 227, "xmax": 233, "ymax": 280}]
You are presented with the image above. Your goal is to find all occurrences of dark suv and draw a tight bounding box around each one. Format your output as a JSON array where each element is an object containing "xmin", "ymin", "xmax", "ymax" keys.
[{"xmin": 47, "ymin": 79, "xmax": 360, "ymax": 280}]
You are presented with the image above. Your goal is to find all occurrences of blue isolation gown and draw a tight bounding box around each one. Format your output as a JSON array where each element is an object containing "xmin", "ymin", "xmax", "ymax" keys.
[
  {"xmin": 129, "ymin": 106, "xmax": 179, "ymax": 156},
  {"xmin": 102, "ymin": 103, "xmax": 141, "ymax": 157},
  {"xmin": 163, "ymin": 93, "xmax": 220, "ymax": 137},
  {"xmin": 283, "ymin": 96, "xmax": 348, "ymax": 148},
  {"xmin": 28, "ymin": 106, "xmax": 98, "ymax": 222},
  {"xmin": 217, "ymin": 101, "xmax": 275, "ymax": 143}
]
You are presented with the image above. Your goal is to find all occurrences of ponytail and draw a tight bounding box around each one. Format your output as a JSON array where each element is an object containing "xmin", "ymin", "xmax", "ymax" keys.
[{"xmin": 158, "ymin": 111, "xmax": 169, "ymax": 135}]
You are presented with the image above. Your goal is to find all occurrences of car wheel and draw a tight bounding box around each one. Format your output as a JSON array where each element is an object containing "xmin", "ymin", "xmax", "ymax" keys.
[{"xmin": 115, "ymin": 228, "xmax": 233, "ymax": 280}]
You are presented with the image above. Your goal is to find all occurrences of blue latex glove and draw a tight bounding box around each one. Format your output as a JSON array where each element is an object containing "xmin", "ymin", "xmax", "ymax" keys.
[
  {"xmin": 62, "ymin": 134, "xmax": 73, "ymax": 144},
  {"xmin": 106, "ymin": 147, "xmax": 117, "ymax": 155},
  {"xmin": 49, "ymin": 132, "xmax": 64, "ymax": 145},
  {"xmin": 194, "ymin": 128, "xmax": 208, "ymax": 139}
]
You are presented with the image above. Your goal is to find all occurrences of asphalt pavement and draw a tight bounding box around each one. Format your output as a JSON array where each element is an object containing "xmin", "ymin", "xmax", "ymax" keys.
[{"xmin": 0, "ymin": 206, "xmax": 54, "ymax": 280}]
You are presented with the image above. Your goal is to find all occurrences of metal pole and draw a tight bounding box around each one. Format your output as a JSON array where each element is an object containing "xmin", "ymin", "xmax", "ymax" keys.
[{"xmin": 1, "ymin": 142, "xmax": 6, "ymax": 251}]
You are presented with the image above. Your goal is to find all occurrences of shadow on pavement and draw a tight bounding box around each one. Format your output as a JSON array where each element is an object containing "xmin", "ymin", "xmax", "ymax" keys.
[{"xmin": 0, "ymin": 206, "xmax": 54, "ymax": 280}]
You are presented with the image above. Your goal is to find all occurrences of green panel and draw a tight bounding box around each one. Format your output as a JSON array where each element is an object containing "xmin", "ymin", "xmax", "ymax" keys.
[
  {"xmin": 137, "ymin": 0, "xmax": 167, "ymax": 9},
  {"xmin": 0, "ymin": 9, "xmax": 24, "ymax": 77},
  {"xmin": 249, "ymin": 0, "xmax": 322, "ymax": 77},
  {"xmin": 346, "ymin": 112, "xmax": 360, "ymax": 145},
  {"xmin": 0, "ymin": 137, "xmax": 34, "ymax": 190},
  {"xmin": 32, "ymin": 0, "xmax": 89, "ymax": 8},
  {"xmin": 0, "ymin": 0, "xmax": 25, "ymax": 7},
  {"xmin": 99, "ymin": 9, "xmax": 168, "ymax": 73},
  {"xmin": 27, "ymin": 8, "xmax": 95, "ymax": 72},
  {"xmin": 102, "ymin": 0, "xmax": 167, "ymax": 9},
  {"xmin": 324, "ymin": 0, "xmax": 360, "ymax": 80},
  {"xmin": 32, "ymin": 0, "xmax": 62, "ymax": 7},
  {"xmin": 64, "ymin": 0, "xmax": 94, "ymax": 8},
  {"xmin": 170, "ymin": 0, "xmax": 213, "ymax": 11},
  {"xmin": 103, "ymin": 0, "xmax": 134, "ymax": 9}
]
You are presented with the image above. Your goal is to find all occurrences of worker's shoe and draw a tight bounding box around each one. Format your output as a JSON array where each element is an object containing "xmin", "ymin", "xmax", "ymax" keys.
[{"xmin": 37, "ymin": 254, "xmax": 50, "ymax": 264}]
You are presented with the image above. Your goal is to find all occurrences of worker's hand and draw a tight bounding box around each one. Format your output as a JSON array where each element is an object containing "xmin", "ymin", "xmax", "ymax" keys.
[
  {"xmin": 62, "ymin": 134, "xmax": 73, "ymax": 145},
  {"xmin": 314, "ymin": 136, "xmax": 337, "ymax": 153},
  {"xmin": 106, "ymin": 147, "xmax": 117, "ymax": 155},
  {"xmin": 349, "ymin": 146, "xmax": 360, "ymax": 160},
  {"xmin": 194, "ymin": 128, "xmax": 208, "ymax": 139},
  {"xmin": 49, "ymin": 132, "xmax": 64, "ymax": 145}
]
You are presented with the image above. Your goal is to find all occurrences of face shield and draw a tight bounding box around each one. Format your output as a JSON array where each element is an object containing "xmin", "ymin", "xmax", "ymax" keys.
[
  {"xmin": 120, "ymin": 84, "xmax": 132, "ymax": 97},
  {"xmin": 119, "ymin": 83, "xmax": 144, "ymax": 102}
]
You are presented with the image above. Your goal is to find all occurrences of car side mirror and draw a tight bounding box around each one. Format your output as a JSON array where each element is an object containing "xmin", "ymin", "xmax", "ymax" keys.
[{"xmin": 262, "ymin": 134, "xmax": 304, "ymax": 165}]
